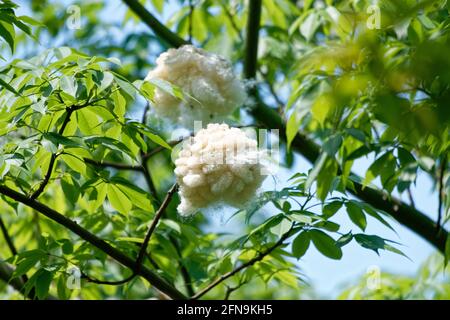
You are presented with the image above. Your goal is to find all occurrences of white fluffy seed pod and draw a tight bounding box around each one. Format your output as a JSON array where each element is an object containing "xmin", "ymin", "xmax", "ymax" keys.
[
  {"xmin": 145, "ymin": 45, "xmax": 246, "ymax": 125},
  {"xmin": 174, "ymin": 123, "xmax": 266, "ymax": 216}
]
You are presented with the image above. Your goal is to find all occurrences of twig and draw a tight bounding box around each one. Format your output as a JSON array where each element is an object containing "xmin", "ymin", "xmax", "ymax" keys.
[
  {"xmin": 171, "ymin": 234, "xmax": 195, "ymax": 296},
  {"xmin": 407, "ymin": 188, "xmax": 416, "ymax": 209},
  {"xmin": 135, "ymin": 183, "xmax": 179, "ymax": 272},
  {"xmin": 191, "ymin": 227, "xmax": 293, "ymax": 300},
  {"xmin": 437, "ymin": 154, "xmax": 447, "ymax": 232},
  {"xmin": 0, "ymin": 216, "xmax": 30, "ymax": 286},
  {"xmin": 188, "ymin": 0, "xmax": 195, "ymax": 42},
  {"xmin": 219, "ymin": 1, "xmax": 243, "ymax": 41},
  {"xmin": 0, "ymin": 216, "xmax": 18, "ymax": 256},
  {"xmin": 29, "ymin": 95, "xmax": 105, "ymax": 200},
  {"xmin": 29, "ymin": 108, "xmax": 73, "ymax": 200}
]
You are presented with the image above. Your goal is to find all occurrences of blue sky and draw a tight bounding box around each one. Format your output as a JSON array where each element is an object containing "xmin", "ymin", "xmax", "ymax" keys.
[{"xmin": 14, "ymin": 0, "xmax": 443, "ymax": 298}]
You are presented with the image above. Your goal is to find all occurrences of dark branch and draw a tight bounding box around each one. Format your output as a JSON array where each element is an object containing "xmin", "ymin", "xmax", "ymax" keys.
[
  {"xmin": 437, "ymin": 155, "xmax": 447, "ymax": 232},
  {"xmin": 29, "ymin": 107, "xmax": 74, "ymax": 200},
  {"xmin": 122, "ymin": 0, "xmax": 189, "ymax": 48},
  {"xmin": 135, "ymin": 183, "xmax": 178, "ymax": 272},
  {"xmin": 0, "ymin": 185, "xmax": 186, "ymax": 299},
  {"xmin": 0, "ymin": 216, "xmax": 30, "ymax": 286},
  {"xmin": 188, "ymin": 0, "xmax": 195, "ymax": 43},
  {"xmin": 243, "ymin": 0, "xmax": 262, "ymax": 89},
  {"xmin": 0, "ymin": 216, "xmax": 18, "ymax": 256}
]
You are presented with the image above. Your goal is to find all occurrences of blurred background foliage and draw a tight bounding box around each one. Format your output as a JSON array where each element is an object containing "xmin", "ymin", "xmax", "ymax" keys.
[{"xmin": 0, "ymin": 0, "xmax": 449, "ymax": 300}]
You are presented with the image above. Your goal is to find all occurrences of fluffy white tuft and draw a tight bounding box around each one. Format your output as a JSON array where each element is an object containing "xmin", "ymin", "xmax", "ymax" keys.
[
  {"xmin": 145, "ymin": 45, "xmax": 246, "ymax": 125},
  {"xmin": 174, "ymin": 123, "xmax": 266, "ymax": 216}
]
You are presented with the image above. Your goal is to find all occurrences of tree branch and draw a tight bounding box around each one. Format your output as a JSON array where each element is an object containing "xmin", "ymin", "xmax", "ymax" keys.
[
  {"xmin": 191, "ymin": 228, "xmax": 292, "ymax": 300},
  {"xmin": 437, "ymin": 155, "xmax": 447, "ymax": 232},
  {"xmin": 0, "ymin": 216, "xmax": 30, "ymax": 286},
  {"xmin": 0, "ymin": 216, "xmax": 18, "ymax": 256},
  {"xmin": 0, "ymin": 185, "xmax": 186, "ymax": 299},
  {"xmin": 122, "ymin": 0, "xmax": 188, "ymax": 48},
  {"xmin": 135, "ymin": 183, "xmax": 178, "ymax": 271},
  {"xmin": 241, "ymin": 0, "xmax": 449, "ymax": 253}
]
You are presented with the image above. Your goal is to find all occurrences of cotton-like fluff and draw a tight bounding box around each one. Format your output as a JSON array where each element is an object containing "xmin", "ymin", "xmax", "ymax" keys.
[
  {"xmin": 174, "ymin": 123, "xmax": 266, "ymax": 216},
  {"xmin": 145, "ymin": 45, "xmax": 246, "ymax": 125}
]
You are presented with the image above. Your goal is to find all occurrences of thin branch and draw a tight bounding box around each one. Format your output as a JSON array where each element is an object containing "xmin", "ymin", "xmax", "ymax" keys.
[
  {"xmin": 0, "ymin": 185, "xmax": 186, "ymax": 299},
  {"xmin": 223, "ymin": 278, "xmax": 248, "ymax": 300},
  {"xmin": 0, "ymin": 216, "xmax": 18, "ymax": 256},
  {"xmin": 219, "ymin": 1, "xmax": 244, "ymax": 41},
  {"xmin": 170, "ymin": 234, "xmax": 195, "ymax": 297},
  {"xmin": 188, "ymin": 0, "xmax": 195, "ymax": 43},
  {"xmin": 0, "ymin": 216, "xmax": 29, "ymax": 285},
  {"xmin": 80, "ymin": 270, "xmax": 135, "ymax": 286},
  {"xmin": 407, "ymin": 187, "xmax": 416, "ymax": 209},
  {"xmin": 29, "ymin": 95, "xmax": 105, "ymax": 201},
  {"xmin": 191, "ymin": 228, "xmax": 293, "ymax": 300},
  {"xmin": 135, "ymin": 183, "xmax": 178, "ymax": 272},
  {"xmin": 437, "ymin": 154, "xmax": 447, "ymax": 232},
  {"xmin": 29, "ymin": 107, "xmax": 73, "ymax": 200}
]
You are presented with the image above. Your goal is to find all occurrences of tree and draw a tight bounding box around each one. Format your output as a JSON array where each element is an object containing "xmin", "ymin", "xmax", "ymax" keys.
[{"xmin": 0, "ymin": 0, "xmax": 449, "ymax": 300}]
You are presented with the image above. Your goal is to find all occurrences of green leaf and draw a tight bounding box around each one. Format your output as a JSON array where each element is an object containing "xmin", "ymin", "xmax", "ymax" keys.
[
  {"xmin": 107, "ymin": 184, "xmax": 132, "ymax": 215},
  {"xmin": 114, "ymin": 181, "xmax": 154, "ymax": 212},
  {"xmin": 354, "ymin": 234, "xmax": 386, "ymax": 254},
  {"xmin": 161, "ymin": 220, "xmax": 181, "ymax": 233},
  {"xmin": 345, "ymin": 201, "xmax": 367, "ymax": 231},
  {"xmin": 270, "ymin": 218, "xmax": 292, "ymax": 237},
  {"xmin": 0, "ymin": 76, "xmax": 21, "ymax": 96},
  {"xmin": 286, "ymin": 111, "xmax": 300, "ymax": 150},
  {"xmin": 305, "ymin": 152, "xmax": 327, "ymax": 191},
  {"xmin": 60, "ymin": 76, "xmax": 78, "ymax": 97},
  {"xmin": 61, "ymin": 240, "xmax": 74, "ymax": 255},
  {"xmin": 322, "ymin": 134, "xmax": 343, "ymax": 157},
  {"xmin": 337, "ymin": 232, "xmax": 353, "ymax": 247},
  {"xmin": 309, "ymin": 229, "xmax": 342, "ymax": 260},
  {"xmin": 292, "ymin": 231, "xmax": 310, "ymax": 259},
  {"xmin": 12, "ymin": 255, "xmax": 41, "ymax": 278},
  {"xmin": 57, "ymin": 274, "xmax": 70, "ymax": 299},
  {"xmin": 36, "ymin": 270, "xmax": 54, "ymax": 300},
  {"xmin": 0, "ymin": 21, "xmax": 15, "ymax": 52},
  {"xmin": 43, "ymin": 132, "xmax": 82, "ymax": 149},
  {"xmin": 140, "ymin": 130, "xmax": 172, "ymax": 150},
  {"xmin": 323, "ymin": 201, "xmax": 343, "ymax": 218},
  {"xmin": 84, "ymin": 136, "xmax": 135, "ymax": 159}
]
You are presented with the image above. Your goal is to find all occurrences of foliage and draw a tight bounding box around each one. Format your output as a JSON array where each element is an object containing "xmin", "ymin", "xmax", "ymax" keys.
[
  {"xmin": 338, "ymin": 254, "xmax": 450, "ymax": 300},
  {"xmin": 0, "ymin": 0, "xmax": 449, "ymax": 300}
]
